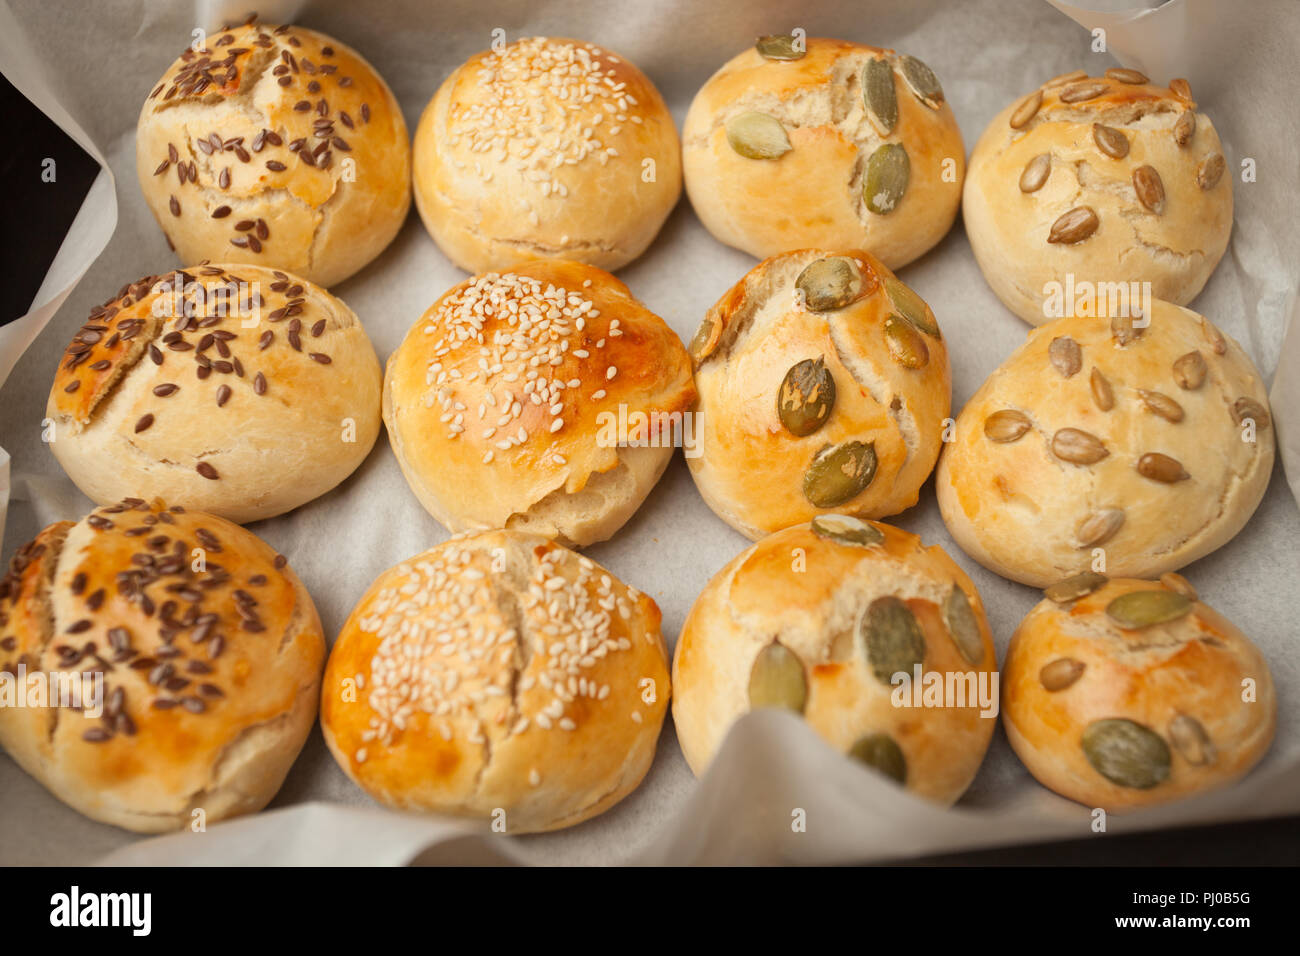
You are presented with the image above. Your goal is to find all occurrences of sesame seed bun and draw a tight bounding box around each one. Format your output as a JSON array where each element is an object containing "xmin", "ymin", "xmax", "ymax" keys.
[
  {"xmin": 383, "ymin": 259, "xmax": 696, "ymax": 548},
  {"xmin": 0, "ymin": 500, "xmax": 325, "ymax": 833},
  {"xmin": 320, "ymin": 529, "xmax": 670, "ymax": 833},
  {"xmin": 412, "ymin": 36, "xmax": 682, "ymax": 273}
]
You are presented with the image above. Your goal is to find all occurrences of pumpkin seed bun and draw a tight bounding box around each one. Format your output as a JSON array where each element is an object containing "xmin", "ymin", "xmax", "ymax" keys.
[
  {"xmin": 682, "ymin": 37, "xmax": 965, "ymax": 269},
  {"xmin": 0, "ymin": 499, "xmax": 326, "ymax": 833},
  {"xmin": 672, "ymin": 518, "xmax": 997, "ymax": 805},
  {"xmin": 46, "ymin": 264, "xmax": 383, "ymax": 525},
  {"xmin": 412, "ymin": 36, "xmax": 682, "ymax": 273},
  {"xmin": 963, "ymin": 70, "xmax": 1232, "ymax": 326},
  {"xmin": 1003, "ymin": 572, "xmax": 1275, "ymax": 812},
  {"xmin": 935, "ymin": 300, "xmax": 1273, "ymax": 588},
  {"xmin": 687, "ymin": 249, "xmax": 950, "ymax": 540},
  {"xmin": 320, "ymin": 529, "xmax": 670, "ymax": 833},
  {"xmin": 135, "ymin": 20, "xmax": 411, "ymax": 288},
  {"xmin": 383, "ymin": 259, "xmax": 696, "ymax": 548}
]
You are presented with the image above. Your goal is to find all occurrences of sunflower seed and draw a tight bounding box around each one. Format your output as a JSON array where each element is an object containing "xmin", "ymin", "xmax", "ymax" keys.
[
  {"xmin": 810, "ymin": 514, "xmax": 884, "ymax": 548},
  {"xmin": 883, "ymin": 277, "xmax": 939, "ymax": 336},
  {"xmin": 1111, "ymin": 313, "xmax": 1145, "ymax": 345},
  {"xmin": 1171, "ymin": 351, "xmax": 1206, "ymax": 390},
  {"xmin": 1076, "ymin": 508, "xmax": 1125, "ymax": 548},
  {"xmin": 1106, "ymin": 67, "xmax": 1149, "ymax": 84},
  {"xmin": 1200, "ymin": 317, "xmax": 1227, "ymax": 355},
  {"xmin": 863, "ymin": 58, "xmax": 897, "ymax": 135},
  {"xmin": 803, "ymin": 441, "xmax": 878, "ymax": 507},
  {"xmin": 864, "ymin": 143, "xmax": 910, "ymax": 214},
  {"xmin": 1044, "ymin": 70, "xmax": 1089, "ymax": 88},
  {"xmin": 1093, "ymin": 123, "xmax": 1130, "ymax": 159},
  {"xmin": 849, "ymin": 733, "xmax": 907, "ymax": 783},
  {"xmin": 1174, "ymin": 109, "xmax": 1196, "ymax": 147},
  {"xmin": 1060, "ymin": 80, "xmax": 1109, "ymax": 103},
  {"xmin": 1044, "ymin": 570, "xmax": 1108, "ymax": 604},
  {"xmin": 943, "ymin": 586, "xmax": 984, "ymax": 665},
  {"xmin": 899, "ymin": 55, "xmax": 943, "ymax": 107},
  {"xmin": 1137, "ymin": 452, "xmax": 1189, "ymax": 483},
  {"xmin": 778, "ymin": 357, "xmax": 836, "ymax": 436},
  {"xmin": 1169, "ymin": 77, "xmax": 1192, "ymax": 101},
  {"xmin": 1168, "ymin": 714, "xmax": 1215, "ymax": 766},
  {"xmin": 1196, "ymin": 152, "xmax": 1225, "ymax": 189},
  {"xmin": 796, "ymin": 256, "xmax": 866, "ymax": 312},
  {"xmin": 983, "ymin": 409, "xmax": 1032, "ymax": 443},
  {"xmin": 748, "ymin": 641, "xmax": 807, "ymax": 712},
  {"xmin": 1009, "ymin": 89, "xmax": 1042, "ymax": 129},
  {"xmin": 755, "ymin": 34, "xmax": 804, "ymax": 60},
  {"xmin": 1106, "ymin": 589, "xmax": 1193, "ymax": 628},
  {"xmin": 1159, "ymin": 571, "xmax": 1198, "ymax": 600},
  {"xmin": 1139, "ymin": 389, "xmax": 1185, "ymax": 423},
  {"xmin": 1048, "ymin": 206, "xmax": 1100, "ymax": 244},
  {"xmin": 1019, "ymin": 153, "xmax": 1051, "ymax": 192},
  {"xmin": 1049, "ymin": 336, "xmax": 1082, "ymax": 378},
  {"xmin": 884, "ymin": 316, "xmax": 929, "ymax": 368},
  {"xmin": 1082, "ymin": 719, "xmax": 1171, "ymax": 789},
  {"xmin": 725, "ymin": 112, "xmax": 791, "ymax": 160},
  {"xmin": 1090, "ymin": 367, "xmax": 1115, "ymax": 410},
  {"xmin": 861, "ymin": 595, "xmax": 926, "ymax": 685},
  {"xmin": 1052, "ymin": 428, "xmax": 1109, "ymax": 464},
  {"xmin": 1039, "ymin": 657, "xmax": 1086, "ymax": 691},
  {"xmin": 1231, "ymin": 397, "xmax": 1271, "ymax": 429},
  {"xmin": 1133, "ymin": 165, "xmax": 1165, "ymax": 213}
]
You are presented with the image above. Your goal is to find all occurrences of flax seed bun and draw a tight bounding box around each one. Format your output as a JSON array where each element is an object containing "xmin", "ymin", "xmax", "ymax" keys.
[
  {"xmin": 136, "ymin": 20, "xmax": 410, "ymax": 288},
  {"xmin": 935, "ymin": 300, "xmax": 1273, "ymax": 588},
  {"xmin": 412, "ymin": 36, "xmax": 681, "ymax": 273},
  {"xmin": 383, "ymin": 260, "xmax": 696, "ymax": 547},
  {"xmin": 0, "ymin": 499, "xmax": 325, "ymax": 833},
  {"xmin": 963, "ymin": 70, "xmax": 1233, "ymax": 326},
  {"xmin": 687, "ymin": 249, "xmax": 950, "ymax": 540},
  {"xmin": 320, "ymin": 529, "xmax": 669, "ymax": 832},
  {"xmin": 682, "ymin": 37, "xmax": 964, "ymax": 269},
  {"xmin": 46, "ymin": 265, "xmax": 382, "ymax": 525},
  {"xmin": 672, "ymin": 518, "xmax": 996, "ymax": 805},
  {"xmin": 1002, "ymin": 573, "xmax": 1275, "ymax": 812}
]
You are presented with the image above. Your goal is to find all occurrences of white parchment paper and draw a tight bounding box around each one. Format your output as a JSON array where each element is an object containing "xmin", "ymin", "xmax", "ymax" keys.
[{"xmin": 0, "ymin": 0, "xmax": 1297, "ymax": 866}]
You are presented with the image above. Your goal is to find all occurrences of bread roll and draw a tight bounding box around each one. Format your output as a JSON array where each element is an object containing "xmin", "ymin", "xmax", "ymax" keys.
[
  {"xmin": 683, "ymin": 37, "xmax": 964, "ymax": 269},
  {"xmin": 383, "ymin": 260, "xmax": 696, "ymax": 547},
  {"xmin": 412, "ymin": 36, "xmax": 681, "ymax": 273},
  {"xmin": 136, "ymin": 19, "xmax": 410, "ymax": 288},
  {"xmin": 936, "ymin": 300, "xmax": 1272, "ymax": 587},
  {"xmin": 688, "ymin": 249, "xmax": 950, "ymax": 540},
  {"xmin": 672, "ymin": 518, "xmax": 997, "ymax": 805},
  {"xmin": 0, "ymin": 499, "xmax": 325, "ymax": 832},
  {"xmin": 320, "ymin": 529, "xmax": 669, "ymax": 832},
  {"xmin": 1003, "ymin": 572, "xmax": 1275, "ymax": 811},
  {"xmin": 963, "ymin": 69, "xmax": 1232, "ymax": 325},
  {"xmin": 46, "ymin": 265, "xmax": 382, "ymax": 524}
]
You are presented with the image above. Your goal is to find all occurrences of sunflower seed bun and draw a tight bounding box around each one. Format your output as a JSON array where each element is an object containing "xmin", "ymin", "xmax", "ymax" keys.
[
  {"xmin": 935, "ymin": 300, "xmax": 1273, "ymax": 588},
  {"xmin": 682, "ymin": 37, "xmax": 964, "ymax": 269},
  {"xmin": 963, "ymin": 70, "xmax": 1232, "ymax": 326},
  {"xmin": 412, "ymin": 36, "xmax": 681, "ymax": 273},
  {"xmin": 672, "ymin": 518, "xmax": 997, "ymax": 805},
  {"xmin": 0, "ymin": 499, "xmax": 325, "ymax": 833},
  {"xmin": 320, "ymin": 529, "xmax": 669, "ymax": 832},
  {"xmin": 46, "ymin": 265, "xmax": 383, "ymax": 524},
  {"xmin": 1003, "ymin": 572, "xmax": 1275, "ymax": 812},
  {"xmin": 383, "ymin": 260, "xmax": 696, "ymax": 547},
  {"xmin": 136, "ymin": 19, "xmax": 411, "ymax": 288},
  {"xmin": 687, "ymin": 249, "xmax": 950, "ymax": 540}
]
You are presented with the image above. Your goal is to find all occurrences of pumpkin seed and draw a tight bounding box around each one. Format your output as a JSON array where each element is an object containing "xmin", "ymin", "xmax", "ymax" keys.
[
  {"xmin": 1076, "ymin": 508, "xmax": 1125, "ymax": 548},
  {"xmin": 864, "ymin": 143, "xmax": 910, "ymax": 214},
  {"xmin": 1159, "ymin": 571, "xmax": 1198, "ymax": 601},
  {"xmin": 1039, "ymin": 657, "xmax": 1086, "ymax": 691},
  {"xmin": 1231, "ymin": 397, "xmax": 1271, "ymax": 430},
  {"xmin": 984, "ymin": 409, "xmax": 1032, "ymax": 443},
  {"xmin": 1170, "ymin": 77, "xmax": 1193, "ymax": 101},
  {"xmin": 1090, "ymin": 367, "xmax": 1115, "ymax": 411},
  {"xmin": 1137, "ymin": 452, "xmax": 1189, "ymax": 483},
  {"xmin": 726, "ymin": 112, "xmax": 792, "ymax": 160},
  {"xmin": 861, "ymin": 595, "xmax": 926, "ymax": 685},
  {"xmin": 1082, "ymin": 718, "xmax": 1172, "ymax": 789},
  {"xmin": 1196, "ymin": 152, "xmax": 1225, "ymax": 189},
  {"xmin": 1201, "ymin": 317, "xmax": 1227, "ymax": 355},
  {"xmin": 1093, "ymin": 123, "xmax": 1130, "ymax": 159},
  {"xmin": 689, "ymin": 314, "xmax": 716, "ymax": 361},
  {"xmin": 748, "ymin": 641, "xmax": 807, "ymax": 712},
  {"xmin": 862, "ymin": 58, "xmax": 898, "ymax": 135},
  {"xmin": 810, "ymin": 513, "xmax": 884, "ymax": 548},
  {"xmin": 1045, "ymin": 69, "xmax": 1089, "ymax": 88},
  {"xmin": 899, "ymin": 55, "xmax": 943, "ymax": 108},
  {"xmin": 1106, "ymin": 67, "xmax": 1149, "ymax": 84},
  {"xmin": 1133, "ymin": 165, "xmax": 1165, "ymax": 213},
  {"xmin": 796, "ymin": 256, "xmax": 866, "ymax": 312},
  {"xmin": 1173, "ymin": 109, "xmax": 1195, "ymax": 147},
  {"xmin": 849, "ymin": 733, "xmax": 907, "ymax": 783},
  {"xmin": 1052, "ymin": 427, "xmax": 1109, "ymax": 464},
  {"xmin": 1049, "ymin": 336, "xmax": 1082, "ymax": 378},
  {"xmin": 884, "ymin": 315, "xmax": 929, "ymax": 368},
  {"xmin": 1019, "ymin": 153, "xmax": 1051, "ymax": 193},
  {"xmin": 1009, "ymin": 89, "xmax": 1042, "ymax": 129},
  {"xmin": 755, "ymin": 34, "xmax": 804, "ymax": 60},
  {"xmin": 1048, "ymin": 206, "xmax": 1099, "ymax": 244},
  {"xmin": 1059, "ymin": 80, "xmax": 1109, "ymax": 103},
  {"xmin": 803, "ymin": 441, "xmax": 878, "ymax": 507},
  {"xmin": 883, "ymin": 276, "xmax": 939, "ymax": 336},
  {"xmin": 1111, "ymin": 313, "xmax": 1145, "ymax": 346},
  {"xmin": 1168, "ymin": 714, "xmax": 1216, "ymax": 766},
  {"xmin": 943, "ymin": 585, "xmax": 984, "ymax": 665},
  {"xmin": 1139, "ymin": 389, "xmax": 1185, "ymax": 423},
  {"xmin": 1044, "ymin": 570, "xmax": 1108, "ymax": 604},
  {"xmin": 778, "ymin": 357, "xmax": 836, "ymax": 436},
  {"xmin": 1172, "ymin": 350, "xmax": 1206, "ymax": 390},
  {"xmin": 1106, "ymin": 589, "xmax": 1193, "ymax": 628}
]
